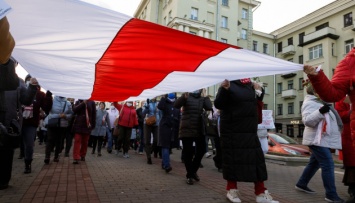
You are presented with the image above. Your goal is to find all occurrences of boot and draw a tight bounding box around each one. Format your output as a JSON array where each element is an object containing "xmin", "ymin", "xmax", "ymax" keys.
[
  {"xmin": 24, "ymin": 159, "xmax": 32, "ymax": 174},
  {"xmin": 347, "ymin": 185, "xmax": 355, "ymax": 203}
]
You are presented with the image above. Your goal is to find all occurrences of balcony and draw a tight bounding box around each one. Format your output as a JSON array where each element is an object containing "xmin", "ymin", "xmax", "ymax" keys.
[
  {"xmin": 281, "ymin": 72, "xmax": 297, "ymax": 78},
  {"xmin": 300, "ymin": 27, "xmax": 339, "ymax": 47},
  {"xmin": 281, "ymin": 45, "xmax": 295, "ymax": 56},
  {"xmin": 282, "ymin": 89, "xmax": 297, "ymax": 99}
]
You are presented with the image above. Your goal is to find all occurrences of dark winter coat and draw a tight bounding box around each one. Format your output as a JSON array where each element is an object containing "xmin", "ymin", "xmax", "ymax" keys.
[
  {"xmin": 174, "ymin": 93, "xmax": 212, "ymax": 139},
  {"xmin": 136, "ymin": 107, "xmax": 144, "ymax": 128},
  {"xmin": 22, "ymin": 89, "xmax": 53, "ymax": 127},
  {"xmin": 72, "ymin": 100, "xmax": 96, "ymax": 135},
  {"xmin": 214, "ymin": 80, "xmax": 267, "ymax": 182},
  {"xmin": 157, "ymin": 97, "xmax": 181, "ymax": 148}
]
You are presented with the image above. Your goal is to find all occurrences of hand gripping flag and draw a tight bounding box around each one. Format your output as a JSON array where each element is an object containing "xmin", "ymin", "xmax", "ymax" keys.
[{"xmin": 7, "ymin": 0, "xmax": 303, "ymax": 101}]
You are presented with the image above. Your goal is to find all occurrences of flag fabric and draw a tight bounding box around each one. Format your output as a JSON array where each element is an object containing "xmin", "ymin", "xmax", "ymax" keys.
[{"xmin": 7, "ymin": 0, "xmax": 303, "ymax": 101}]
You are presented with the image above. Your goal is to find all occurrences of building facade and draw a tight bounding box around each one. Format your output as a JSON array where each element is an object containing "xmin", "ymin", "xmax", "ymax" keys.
[{"xmin": 135, "ymin": 0, "xmax": 355, "ymax": 139}]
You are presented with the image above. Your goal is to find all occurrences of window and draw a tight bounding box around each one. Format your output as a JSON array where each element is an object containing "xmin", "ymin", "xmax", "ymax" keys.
[
  {"xmin": 253, "ymin": 41, "xmax": 258, "ymax": 51},
  {"xmin": 278, "ymin": 42, "xmax": 282, "ymax": 53},
  {"xmin": 263, "ymin": 104, "xmax": 268, "ymax": 110},
  {"xmin": 241, "ymin": 29, "xmax": 247, "ymax": 40},
  {"xmin": 263, "ymin": 43, "xmax": 268, "ymax": 54},
  {"xmin": 299, "ymin": 101, "xmax": 303, "ymax": 113},
  {"xmin": 344, "ymin": 12, "xmax": 353, "ymax": 27},
  {"xmin": 309, "ymin": 44, "xmax": 323, "ymax": 60},
  {"xmin": 221, "ymin": 16, "xmax": 228, "ymax": 28},
  {"xmin": 207, "ymin": 12, "xmax": 214, "ymax": 24},
  {"xmin": 287, "ymin": 80, "xmax": 293, "ymax": 90},
  {"xmin": 299, "ymin": 77, "xmax": 304, "ymax": 90},
  {"xmin": 264, "ymin": 86, "xmax": 268, "ymax": 94},
  {"xmin": 288, "ymin": 37, "xmax": 293, "ymax": 46},
  {"xmin": 286, "ymin": 125, "xmax": 294, "ymax": 137},
  {"xmin": 298, "ymin": 124, "xmax": 304, "ymax": 137},
  {"xmin": 277, "ymin": 104, "xmax": 283, "ymax": 115},
  {"xmin": 298, "ymin": 55, "xmax": 303, "ymax": 64},
  {"xmin": 277, "ymin": 83, "xmax": 282, "ymax": 94},
  {"xmin": 222, "ymin": 0, "xmax": 229, "ymax": 6},
  {"xmin": 221, "ymin": 38, "xmax": 227, "ymax": 43},
  {"xmin": 345, "ymin": 39, "xmax": 354, "ymax": 54},
  {"xmin": 315, "ymin": 22, "xmax": 329, "ymax": 31},
  {"xmin": 288, "ymin": 103, "xmax": 294, "ymax": 114},
  {"xmin": 242, "ymin": 8, "xmax": 248, "ymax": 19},
  {"xmin": 299, "ymin": 32, "xmax": 305, "ymax": 45},
  {"xmin": 191, "ymin": 7, "xmax": 198, "ymax": 20}
]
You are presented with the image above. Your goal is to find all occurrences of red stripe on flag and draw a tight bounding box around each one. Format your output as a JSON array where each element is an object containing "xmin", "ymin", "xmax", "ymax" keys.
[{"xmin": 92, "ymin": 18, "xmax": 240, "ymax": 101}]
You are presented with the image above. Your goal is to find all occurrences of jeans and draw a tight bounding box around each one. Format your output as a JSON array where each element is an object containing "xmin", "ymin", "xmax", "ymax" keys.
[
  {"xmin": 22, "ymin": 125, "xmax": 37, "ymax": 160},
  {"xmin": 162, "ymin": 147, "xmax": 170, "ymax": 169},
  {"xmin": 205, "ymin": 136, "xmax": 215, "ymax": 152},
  {"xmin": 296, "ymin": 145, "xmax": 340, "ymax": 200},
  {"xmin": 106, "ymin": 128, "xmax": 113, "ymax": 150}
]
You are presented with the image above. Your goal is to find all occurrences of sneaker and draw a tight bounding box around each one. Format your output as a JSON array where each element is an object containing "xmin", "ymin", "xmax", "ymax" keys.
[
  {"xmin": 295, "ymin": 185, "xmax": 316, "ymax": 194},
  {"xmin": 226, "ymin": 189, "xmax": 241, "ymax": 203},
  {"xmin": 123, "ymin": 153, "xmax": 130, "ymax": 158},
  {"xmin": 256, "ymin": 190, "xmax": 279, "ymax": 203},
  {"xmin": 139, "ymin": 152, "xmax": 143, "ymax": 155},
  {"xmin": 73, "ymin": 160, "xmax": 79, "ymax": 164},
  {"xmin": 205, "ymin": 152, "xmax": 212, "ymax": 158},
  {"xmin": 325, "ymin": 197, "xmax": 345, "ymax": 203}
]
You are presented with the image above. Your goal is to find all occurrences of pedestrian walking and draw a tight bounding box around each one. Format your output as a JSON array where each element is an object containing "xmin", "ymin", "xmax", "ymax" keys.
[{"xmin": 214, "ymin": 79, "xmax": 278, "ymax": 203}]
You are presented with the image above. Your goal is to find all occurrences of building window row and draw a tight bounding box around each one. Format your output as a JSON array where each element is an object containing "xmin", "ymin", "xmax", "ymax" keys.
[
  {"xmin": 222, "ymin": 0, "xmax": 229, "ymax": 6},
  {"xmin": 309, "ymin": 44, "xmax": 323, "ymax": 60}
]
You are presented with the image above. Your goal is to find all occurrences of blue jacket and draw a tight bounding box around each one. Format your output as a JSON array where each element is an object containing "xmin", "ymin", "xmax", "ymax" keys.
[
  {"xmin": 45, "ymin": 96, "xmax": 72, "ymax": 126},
  {"xmin": 142, "ymin": 100, "xmax": 162, "ymax": 126}
]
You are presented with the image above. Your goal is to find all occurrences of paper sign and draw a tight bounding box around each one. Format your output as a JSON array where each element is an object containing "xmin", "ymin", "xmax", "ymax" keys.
[
  {"xmin": 0, "ymin": 0, "xmax": 11, "ymax": 20},
  {"xmin": 258, "ymin": 110, "xmax": 275, "ymax": 129}
]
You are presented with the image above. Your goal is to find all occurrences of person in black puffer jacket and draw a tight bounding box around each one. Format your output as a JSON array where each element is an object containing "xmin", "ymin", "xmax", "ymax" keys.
[
  {"xmin": 174, "ymin": 89, "xmax": 212, "ymax": 185},
  {"xmin": 215, "ymin": 79, "xmax": 278, "ymax": 203}
]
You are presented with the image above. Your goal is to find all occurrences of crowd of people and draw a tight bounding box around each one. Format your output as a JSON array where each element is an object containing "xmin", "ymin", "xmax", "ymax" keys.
[{"xmin": 1, "ymin": 12, "xmax": 355, "ymax": 203}]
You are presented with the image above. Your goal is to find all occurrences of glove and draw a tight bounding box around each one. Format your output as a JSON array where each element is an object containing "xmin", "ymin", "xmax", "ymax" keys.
[
  {"xmin": 46, "ymin": 90, "xmax": 52, "ymax": 97},
  {"xmin": 319, "ymin": 104, "xmax": 330, "ymax": 114}
]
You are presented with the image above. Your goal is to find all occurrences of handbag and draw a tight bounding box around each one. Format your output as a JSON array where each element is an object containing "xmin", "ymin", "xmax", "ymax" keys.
[
  {"xmin": 145, "ymin": 115, "xmax": 156, "ymax": 126},
  {"xmin": 112, "ymin": 118, "xmax": 120, "ymax": 137},
  {"xmin": 47, "ymin": 101, "xmax": 67, "ymax": 128}
]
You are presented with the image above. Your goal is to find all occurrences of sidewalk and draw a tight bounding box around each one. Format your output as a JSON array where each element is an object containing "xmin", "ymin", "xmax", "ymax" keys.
[{"xmin": 0, "ymin": 144, "xmax": 348, "ymax": 203}]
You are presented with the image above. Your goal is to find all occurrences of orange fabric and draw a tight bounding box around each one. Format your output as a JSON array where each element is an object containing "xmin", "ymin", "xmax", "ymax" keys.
[{"xmin": 0, "ymin": 17, "xmax": 15, "ymax": 64}]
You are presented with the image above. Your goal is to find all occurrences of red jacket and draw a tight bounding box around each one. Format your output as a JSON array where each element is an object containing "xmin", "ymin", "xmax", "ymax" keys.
[
  {"xmin": 308, "ymin": 47, "xmax": 355, "ymax": 153},
  {"xmin": 113, "ymin": 102, "xmax": 138, "ymax": 128},
  {"xmin": 335, "ymin": 97, "xmax": 355, "ymax": 166}
]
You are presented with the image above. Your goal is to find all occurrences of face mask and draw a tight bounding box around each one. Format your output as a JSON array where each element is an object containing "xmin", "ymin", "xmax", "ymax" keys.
[
  {"xmin": 126, "ymin": 103, "xmax": 133, "ymax": 107},
  {"xmin": 110, "ymin": 106, "xmax": 115, "ymax": 110},
  {"xmin": 26, "ymin": 81, "xmax": 30, "ymax": 87}
]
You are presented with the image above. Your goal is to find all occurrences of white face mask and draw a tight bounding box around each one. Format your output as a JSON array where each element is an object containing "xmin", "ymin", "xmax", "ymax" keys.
[
  {"xmin": 126, "ymin": 103, "xmax": 133, "ymax": 107},
  {"xmin": 110, "ymin": 106, "xmax": 115, "ymax": 110},
  {"xmin": 26, "ymin": 81, "xmax": 30, "ymax": 87}
]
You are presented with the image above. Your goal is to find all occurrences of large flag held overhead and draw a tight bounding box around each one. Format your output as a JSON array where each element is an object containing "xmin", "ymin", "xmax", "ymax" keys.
[{"xmin": 6, "ymin": 0, "xmax": 303, "ymax": 101}]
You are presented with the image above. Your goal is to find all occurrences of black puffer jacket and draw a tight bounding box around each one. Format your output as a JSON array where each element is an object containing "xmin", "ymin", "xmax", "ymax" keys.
[
  {"xmin": 174, "ymin": 93, "xmax": 212, "ymax": 139},
  {"xmin": 214, "ymin": 80, "xmax": 267, "ymax": 182}
]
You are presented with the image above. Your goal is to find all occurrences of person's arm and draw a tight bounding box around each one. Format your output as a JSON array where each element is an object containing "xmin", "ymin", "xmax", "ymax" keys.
[
  {"xmin": 91, "ymin": 102, "xmax": 97, "ymax": 129},
  {"xmin": 174, "ymin": 93, "xmax": 188, "ymax": 109},
  {"xmin": 106, "ymin": 113, "xmax": 111, "ymax": 129},
  {"xmin": 73, "ymin": 100, "xmax": 85, "ymax": 113},
  {"xmin": 335, "ymin": 98, "xmax": 351, "ymax": 123},
  {"xmin": 302, "ymin": 101, "xmax": 325, "ymax": 128},
  {"xmin": 203, "ymin": 97, "xmax": 213, "ymax": 111},
  {"xmin": 64, "ymin": 102, "xmax": 73, "ymax": 120}
]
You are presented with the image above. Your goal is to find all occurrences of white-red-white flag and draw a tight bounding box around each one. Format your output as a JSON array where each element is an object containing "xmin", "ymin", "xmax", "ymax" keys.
[{"xmin": 7, "ymin": 0, "xmax": 302, "ymax": 101}]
